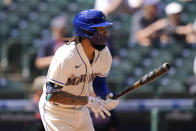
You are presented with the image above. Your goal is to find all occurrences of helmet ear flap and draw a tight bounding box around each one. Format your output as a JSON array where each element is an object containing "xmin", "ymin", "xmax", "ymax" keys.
[
  {"xmin": 79, "ymin": 26, "xmax": 96, "ymax": 37},
  {"xmin": 74, "ymin": 24, "xmax": 96, "ymax": 38}
]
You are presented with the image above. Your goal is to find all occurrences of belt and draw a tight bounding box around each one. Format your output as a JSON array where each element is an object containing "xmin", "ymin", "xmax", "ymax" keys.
[{"xmin": 52, "ymin": 102, "xmax": 85, "ymax": 110}]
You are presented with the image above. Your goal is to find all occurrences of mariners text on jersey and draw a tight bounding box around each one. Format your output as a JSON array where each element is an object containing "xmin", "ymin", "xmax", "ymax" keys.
[{"xmin": 66, "ymin": 73, "xmax": 98, "ymax": 86}]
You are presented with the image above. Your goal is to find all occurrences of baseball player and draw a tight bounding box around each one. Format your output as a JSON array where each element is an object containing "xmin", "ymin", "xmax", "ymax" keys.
[{"xmin": 39, "ymin": 9, "xmax": 119, "ymax": 131}]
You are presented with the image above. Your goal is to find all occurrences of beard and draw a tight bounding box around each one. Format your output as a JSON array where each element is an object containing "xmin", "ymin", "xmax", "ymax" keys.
[
  {"xmin": 89, "ymin": 32, "xmax": 107, "ymax": 51},
  {"xmin": 91, "ymin": 43, "xmax": 106, "ymax": 51}
]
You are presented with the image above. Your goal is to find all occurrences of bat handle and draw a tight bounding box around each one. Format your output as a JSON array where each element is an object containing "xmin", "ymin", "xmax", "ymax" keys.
[{"xmin": 109, "ymin": 92, "xmax": 118, "ymax": 100}]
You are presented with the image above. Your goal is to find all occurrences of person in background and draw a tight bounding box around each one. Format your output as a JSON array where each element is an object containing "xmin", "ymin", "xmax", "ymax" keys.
[
  {"xmin": 30, "ymin": 14, "xmax": 67, "ymax": 131},
  {"xmin": 32, "ymin": 15, "xmax": 67, "ymax": 90},
  {"xmin": 186, "ymin": 19, "xmax": 196, "ymax": 44},
  {"xmin": 129, "ymin": 0, "xmax": 163, "ymax": 45},
  {"xmin": 159, "ymin": 2, "xmax": 190, "ymax": 44},
  {"xmin": 94, "ymin": 0, "xmax": 143, "ymax": 17},
  {"xmin": 136, "ymin": 2, "xmax": 192, "ymax": 46},
  {"xmin": 35, "ymin": 15, "xmax": 67, "ymax": 70}
]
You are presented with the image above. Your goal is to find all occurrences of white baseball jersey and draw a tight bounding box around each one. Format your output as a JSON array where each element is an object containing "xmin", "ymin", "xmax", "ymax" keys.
[{"xmin": 39, "ymin": 42, "xmax": 112, "ymax": 131}]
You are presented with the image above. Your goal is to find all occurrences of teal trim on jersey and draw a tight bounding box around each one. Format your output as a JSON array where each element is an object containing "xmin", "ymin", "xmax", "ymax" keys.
[{"xmin": 46, "ymin": 94, "xmax": 52, "ymax": 101}]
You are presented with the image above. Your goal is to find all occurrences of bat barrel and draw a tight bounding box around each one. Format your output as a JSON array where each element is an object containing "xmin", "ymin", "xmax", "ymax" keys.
[
  {"xmin": 116, "ymin": 63, "xmax": 171, "ymax": 99},
  {"xmin": 139, "ymin": 63, "xmax": 170, "ymax": 85}
]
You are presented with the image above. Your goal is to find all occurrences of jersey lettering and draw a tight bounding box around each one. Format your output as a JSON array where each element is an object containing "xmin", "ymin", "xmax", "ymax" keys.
[{"xmin": 65, "ymin": 73, "xmax": 98, "ymax": 86}]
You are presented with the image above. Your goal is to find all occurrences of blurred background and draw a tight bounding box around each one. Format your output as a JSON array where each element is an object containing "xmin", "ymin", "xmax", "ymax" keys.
[{"xmin": 0, "ymin": 0, "xmax": 196, "ymax": 131}]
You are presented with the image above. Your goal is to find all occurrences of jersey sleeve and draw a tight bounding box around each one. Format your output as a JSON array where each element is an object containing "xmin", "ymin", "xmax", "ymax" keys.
[
  {"xmin": 98, "ymin": 48, "xmax": 112, "ymax": 77},
  {"xmin": 47, "ymin": 51, "xmax": 72, "ymax": 86}
]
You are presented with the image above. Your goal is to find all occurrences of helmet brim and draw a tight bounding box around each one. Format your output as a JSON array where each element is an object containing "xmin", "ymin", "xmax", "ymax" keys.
[{"xmin": 89, "ymin": 21, "xmax": 113, "ymax": 27}]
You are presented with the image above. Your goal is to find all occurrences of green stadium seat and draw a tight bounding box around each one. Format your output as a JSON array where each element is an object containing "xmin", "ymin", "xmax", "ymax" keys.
[
  {"xmin": 76, "ymin": 0, "xmax": 94, "ymax": 9},
  {"xmin": 0, "ymin": 22, "xmax": 10, "ymax": 38},
  {"xmin": 0, "ymin": 39, "xmax": 15, "ymax": 71},
  {"xmin": 0, "ymin": 38, "xmax": 24, "ymax": 72},
  {"xmin": 28, "ymin": 0, "xmax": 40, "ymax": 9},
  {"xmin": 48, "ymin": 6, "xmax": 61, "ymax": 16},
  {"xmin": 28, "ymin": 22, "xmax": 42, "ymax": 37},
  {"xmin": 107, "ymin": 63, "xmax": 127, "ymax": 93},
  {"xmin": 0, "ymin": 78, "xmax": 26, "ymax": 99},
  {"xmin": 6, "ymin": 12, "xmax": 20, "ymax": 27},
  {"xmin": 55, "ymin": 0, "xmax": 69, "ymax": 9},
  {"xmin": 16, "ymin": 4, "xmax": 31, "ymax": 18},
  {"xmin": 126, "ymin": 48, "xmax": 143, "ymax": 66},
  {"xmin": 150, "ymin": 54, "xmax": 173, "ymax": 70},
  {"xmin": 136, "ymin": 45, "xmax": 151, "ymax": 56},
  {"xmin": 18, "ymin": 29, "xmax": 34, "ymax": 46},
  {"xmin": 157, "ymin": 77, "xmax": 188, "ymax": 98},
  {"xmin": 165, "ymin": 43, "xmax": 183, "ymax": 56},
  {"xmin": 21, "ymin": 47, "xmax": 38, "ymax": 80},
  {"xmin": 37, "ymin": 12, "xmax": 52, "ymax": 27},
  {"xmin": 124, "ymin": 84, "xmax": 155, "ymax": 99},
  {"xmin": 0, "ymin": 0, "xmax": 5, "ymax": 9}
]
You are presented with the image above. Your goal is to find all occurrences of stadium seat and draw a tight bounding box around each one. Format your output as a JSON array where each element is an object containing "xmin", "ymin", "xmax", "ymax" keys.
[
  {"xmin": 0, "ymin": 22, "xmax": 10, "ymax": 39},
  {"xmin": 0, "ymin": 39, "xmax": 16, "ymax": 71},
  {"xmin": 0, "ymin": 38, "xmax": 25, "ymax": 73},
  {"xmin": 156, "ymin": 77, "xmax": 188, "ymax": 98},
  {"xmin": 37, "ymin": 12, "xmax": 52, "ymax": 27},
  {"xmin": 0, "ymin": 78, "xmax": 26, "ymax": 99},
  {"xmin": 165, "ymin": 43, "xmax": 183, "ymax": 56},
  {"xmin": 47, "ymin": 5, "xmax": 61, "ymax": 16},
  {"xmin": 76, "ymin": 0, "xmax": 94, "ymax": 9},
  {"xmin": 0, "ymin": 0, "xmax": 5, "ymax": 9},
  {"xmin": 126, "ymin": 48, "xmax": 143, "ymax": 66},
  {"xmin": 55, "ymin": 0, "xmax": 69, "ymax": 9},
  {"xmin": 21, "ymin": 47, "xmax": 38, "ymax": 80},
  {"xmin": 124, "ymin": 84, "xmax": 155, "ymax": 99},
  {"xmin": 28, "ymin": 22, "xmax": 42, "ymax": 37},
  {"xmin": 137, "ymin": 46, "xmax": 151, "ymax": 56},
  {"xmin": 28, "ymin": 0, "xmax": 40, "ymax": 9},
  {"xmin": 6, "ymin": 12, "xmax": 19, "ymax": 27},
  {"xmin": 16, "ymin": 4, "xmax": 31, "ymax": 18},
  {"xmin": 19, "ymin": 35, "xmax": 33, "ymax": 46},
  {"xmin": 107, "ymin": 63, "xmax": 127, "ymax": 93}
]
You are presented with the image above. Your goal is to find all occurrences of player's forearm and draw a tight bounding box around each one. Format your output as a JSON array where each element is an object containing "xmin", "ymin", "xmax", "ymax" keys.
[
  {"xmin": 49, "ymin": 91, "xmax": 88, "ymax": 105},
  {"xmin": 35, "ymin": 56, "xmax": 53, "ymax": 69},
  {"xmin": 137, "ymin": 19, "xmax": 167, "ymax": 39},
  {"xmin": 104, "ymin": 0, "xmax": 122, "ymax": 15},
  {"xmin": 176, "ymin": 24, "xmax": 193, "ymax": 35}
]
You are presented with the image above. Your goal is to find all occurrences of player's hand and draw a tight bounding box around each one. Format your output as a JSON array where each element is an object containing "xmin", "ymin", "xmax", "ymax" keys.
[
  {"xmin": 87, "ymin": 96, "xmax": 111, "ymax": 119},
  {"xmin": 105, "ymin": 93, "xmax": 119, "ymax": 110}
]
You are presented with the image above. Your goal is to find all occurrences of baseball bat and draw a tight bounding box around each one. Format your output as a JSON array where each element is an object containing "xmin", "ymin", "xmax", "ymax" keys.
[{"xmin": 111, "ymin": 63, "xmax": 170, "ymax": 99}]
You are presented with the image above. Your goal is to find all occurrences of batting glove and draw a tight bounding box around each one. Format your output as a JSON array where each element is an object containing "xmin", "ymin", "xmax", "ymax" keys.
[
  {"xmin": 87, "ymin": 96, "xmax": 111, "ymax": 119},
  {"xmin": 105, "ymin": 93, "xmax": 119, "ymax": 110}
]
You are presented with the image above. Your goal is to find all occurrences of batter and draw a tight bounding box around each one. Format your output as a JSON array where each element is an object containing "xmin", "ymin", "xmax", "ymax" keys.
[{"xmin": 39, "ymin": 9, "xmax": 119, "ymax": 131}]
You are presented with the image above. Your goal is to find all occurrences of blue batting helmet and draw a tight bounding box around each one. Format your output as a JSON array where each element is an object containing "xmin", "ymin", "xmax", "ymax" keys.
[{"xmin": 73, "ymin": 9, "xmax": 113, "ymax": 38}]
